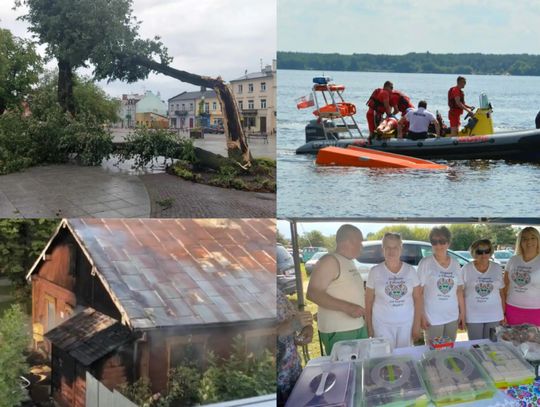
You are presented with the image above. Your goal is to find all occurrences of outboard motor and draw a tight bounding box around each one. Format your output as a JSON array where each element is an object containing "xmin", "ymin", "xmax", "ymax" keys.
[
  {"xmin": 459, "ymin": 93, "xmax": 494, "ymax": 136},
  {"xmin": 305, "ymin": 119, "xmax": 339, "ymax": 142}
]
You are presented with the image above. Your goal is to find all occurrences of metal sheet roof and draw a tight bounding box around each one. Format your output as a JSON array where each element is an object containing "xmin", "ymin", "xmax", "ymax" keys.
[
  {"xmin": 65, "ymin": 219, "xmax": 276, "ymax": 329},
  {"xmin": 45, "ymin": 307, "xmax": 133, "ymax": 366}
]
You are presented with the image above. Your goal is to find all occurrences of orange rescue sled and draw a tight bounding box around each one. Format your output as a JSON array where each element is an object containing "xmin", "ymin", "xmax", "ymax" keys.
[
  {"xmin": 313, "ymin": 102, "xmax": 356, "ymax": 118},
  {"xmin": 316, "ymin": 146, "xmax": 448, "ymax": 169}
]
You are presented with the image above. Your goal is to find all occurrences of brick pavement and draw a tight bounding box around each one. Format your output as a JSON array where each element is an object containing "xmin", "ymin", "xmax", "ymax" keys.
[{"xmin": 140, "ymin": 173, "xmax": 276, "ymax": 218}]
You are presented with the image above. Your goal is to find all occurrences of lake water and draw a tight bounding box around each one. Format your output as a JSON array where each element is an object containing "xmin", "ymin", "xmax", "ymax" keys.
[{"xmin": 277, "ymin": 69, "xmax": 540, "ymax": 218}]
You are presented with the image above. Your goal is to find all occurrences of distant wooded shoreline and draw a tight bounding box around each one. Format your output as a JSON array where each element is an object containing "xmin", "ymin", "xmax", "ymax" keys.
[{"xmin": 277, "ymin": 51, "xmax": 540, "ymax": 76}]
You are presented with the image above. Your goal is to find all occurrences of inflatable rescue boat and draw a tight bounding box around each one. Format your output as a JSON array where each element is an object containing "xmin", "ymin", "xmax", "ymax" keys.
[{"xmin": 295, "ymin": 77, "xmax": 540, "ymax": 162}]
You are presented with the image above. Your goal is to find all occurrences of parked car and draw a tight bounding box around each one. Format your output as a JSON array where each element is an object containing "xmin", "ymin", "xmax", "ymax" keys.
[
  {"xmin": 493, "ymin": 250, "xmax": 514, "ymax": 269},
  {"xmin": 454, "ymin": 250, "xmax": 473, "ymax": 261},
  {"xmin": 355, "ymin": 240, "xmax": 471, "ymax": 281},
  {"xmin": 305, "ymin": 251, "xmax": 328, "ymax": 275},
  {"xmin": 302, "ymin": 246, "xmax": 328, "ymax": 263},
  {"xmin": 202, "ymin": 125, "xmax": 224, "ymax": 134},
  {"xmin": 277, "ymin": 244, "xmax": 296, "ymax": 295}
]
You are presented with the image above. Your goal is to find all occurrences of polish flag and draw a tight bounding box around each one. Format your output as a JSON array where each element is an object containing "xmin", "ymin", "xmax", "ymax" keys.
[{"xmin": 296, "ymin": 94, "xmax": 314, "ymax": 109}]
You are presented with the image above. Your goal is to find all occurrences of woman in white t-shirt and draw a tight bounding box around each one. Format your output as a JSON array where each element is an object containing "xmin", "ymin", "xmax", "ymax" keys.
[
  {"xmin": 462, "ymin": 239, "xmax": 505, "ymax": 340},
  {"xmin": 418, "ymin": 226, "xmax": 465, "ymax": 342},
  {"xmin": 365, "ymin": 232, "xmax": 422, "ymax": 348},
  {"xmin": 504, "ymin": 227, "xmax": 540, "ymax": 326}
]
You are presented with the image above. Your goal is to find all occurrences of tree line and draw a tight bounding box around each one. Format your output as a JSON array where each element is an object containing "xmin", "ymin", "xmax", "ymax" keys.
[
  {"xmin": 277, "ymin": 51, "xmax": 540, "ymax": 76},
  {"xmin": 278, "ymin": 224, "xmax": 518, "ymax": 252}
]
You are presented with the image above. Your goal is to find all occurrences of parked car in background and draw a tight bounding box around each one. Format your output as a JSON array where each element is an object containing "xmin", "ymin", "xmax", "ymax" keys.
[
  {"xmin": 454, "ymin": 250, "xmax": 473, "ymax": 261},
  {"xmin": 305, "ymin": 251, "xmax": 327, "ymax": 275},
  {"xmin": 277, "ymin": 244, "xmax": 296, "ymax": 295},
  {"xmin": 493, "ymin": 250, "xmax": 514, "ymax": 269},
  {"xmin": 302, "ymin": 246, "xmax": 328, "ymax": 263},
  {"xmin": 356, "ymin": 240, "xmax": 471, "ymax": 281}
]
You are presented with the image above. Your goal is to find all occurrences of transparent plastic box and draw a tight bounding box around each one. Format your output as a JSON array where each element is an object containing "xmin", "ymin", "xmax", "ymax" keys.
[
  {"xmin": 286, "ymin": 361, "xmax": 355, "ymax": 407},
  {"xmin": 470, "ymin": 342, "xmax": 535, "ymax": 388},
  {"xmin": 331, "ymin": 338, "xmax": 392, "ymax": 362},
  {"xmin": 357, "ymin": 356, "xmax": 429, "ymax": 407},
  {"xmin": 420, "ymin": 349, "xmax": 496, "ymax": 406}
]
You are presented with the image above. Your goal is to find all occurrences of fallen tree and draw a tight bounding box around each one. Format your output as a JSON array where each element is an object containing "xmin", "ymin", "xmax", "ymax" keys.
[{"xmin": 128, "ymin": 56, "xmax": 252, "ymax": 167}]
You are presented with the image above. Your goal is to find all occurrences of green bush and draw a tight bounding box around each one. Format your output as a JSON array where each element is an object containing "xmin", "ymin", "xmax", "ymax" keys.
[
  {"xmin": 0, "ymin": 72, "xmax": 115, "ymax": 174},
  {"xmin": 120, "ymin": 336, "xmax": 275, "ymax": 407}
]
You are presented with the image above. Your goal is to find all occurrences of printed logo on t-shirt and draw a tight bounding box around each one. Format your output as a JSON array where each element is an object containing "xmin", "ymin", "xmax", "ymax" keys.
[
  {"xmin": 512, "ymin": 270, "xmax": 531, "ymax": 287},
  {"xmin": 385, "ymin": 281, "xmax": 408, "ymax": 300},
  {"xmin": 437, "ymin": 277, "xmax": 454, "ymax": 295},
  {"xmin": 475, "ymin": 282, "xmax": 494, "ymax": 297}
]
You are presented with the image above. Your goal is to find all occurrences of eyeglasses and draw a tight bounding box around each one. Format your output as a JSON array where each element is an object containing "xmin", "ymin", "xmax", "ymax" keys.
[
  {"xmin": 475, "ymin": 248, "xmax": 491, "ymax": 255},
  {"xmin": 431, "ymin": 239, "xmax": 448, "ymax": 246}
]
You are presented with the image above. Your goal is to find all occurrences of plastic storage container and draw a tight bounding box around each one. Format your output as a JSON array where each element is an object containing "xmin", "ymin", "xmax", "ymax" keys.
[
  {"xmin": 420, "ymin": 349, "xmax": 496, "ymax": 406},
  {"xmin": 331, "ymin": 339, "xmax": 372, "ymax": 362},
  {"xmin": 331, "ymin": 338, "xmax": 392, "ymax": 363},
  {"xmin": 358, "ymin": 356, "xmax": 429, "ymax": 407},
  {"xmin": 286, "ymin": 361, "xmax": 355, "ymax": 407},
  {"xmin": 470, "ymin": 342, "xmax": 535, "ymax": 388}
]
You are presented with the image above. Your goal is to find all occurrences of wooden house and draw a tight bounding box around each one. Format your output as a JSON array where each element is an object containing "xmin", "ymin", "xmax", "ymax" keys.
[{"xmin": 26, "ymin": 218, "xmax": 276, "ymax": 407}]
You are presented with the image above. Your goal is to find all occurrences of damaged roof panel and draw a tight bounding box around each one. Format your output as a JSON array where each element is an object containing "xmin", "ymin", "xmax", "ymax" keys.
[
  {"xmin": 60, "ymin": 219, "xmax": 276, "ymax": 329},
  {"xmin": 45, "ymin": 308, "xmax": 133, "ymax": 366}
]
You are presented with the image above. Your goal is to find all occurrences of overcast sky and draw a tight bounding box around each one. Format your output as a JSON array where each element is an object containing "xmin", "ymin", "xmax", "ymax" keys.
[
  {"xmin": 1, "ymin": 0, "xmax": 276, "ymax": 101},
  {"xmin": 278, "ymin": 0, "xmax": 540, "ymax": 55}
]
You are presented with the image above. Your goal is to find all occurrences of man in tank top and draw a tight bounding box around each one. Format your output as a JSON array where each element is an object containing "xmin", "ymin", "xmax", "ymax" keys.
[{"xmin": 307, "ymin": 224, "xmax": 367, "ymax": 355}]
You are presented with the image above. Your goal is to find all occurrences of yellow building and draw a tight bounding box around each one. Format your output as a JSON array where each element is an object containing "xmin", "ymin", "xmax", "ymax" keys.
[{"xmin": 135, "ymin": 112, "xmax": 169, "ymax": 129}]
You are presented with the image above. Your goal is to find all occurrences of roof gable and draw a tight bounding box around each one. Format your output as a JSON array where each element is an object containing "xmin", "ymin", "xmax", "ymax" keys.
[{"xmin": 30, "ymin": 219, "xmax": 276, "ymax": 330}]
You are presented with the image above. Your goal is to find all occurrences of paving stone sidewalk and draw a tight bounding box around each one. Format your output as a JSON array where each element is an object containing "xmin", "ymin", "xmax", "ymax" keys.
[
  {"xmin": 140, "ymin": 173, "xmax": 276, "ymax": 218},
  {"xmin": 0, "ymin": 164, "xmax": 275, "ymax": 218},
  {"xmin": 0, "ymin": 165, "xmax": 150, "ymax": 218}
]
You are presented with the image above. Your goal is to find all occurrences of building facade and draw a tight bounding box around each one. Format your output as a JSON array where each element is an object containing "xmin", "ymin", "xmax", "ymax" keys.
[
  {"xmin": 168, "ymin": 88, "xmax": 223, "ymax": 129},
  {"xmin": 230, "ymin": 60, "xmax": 276, "ymax": 135}
]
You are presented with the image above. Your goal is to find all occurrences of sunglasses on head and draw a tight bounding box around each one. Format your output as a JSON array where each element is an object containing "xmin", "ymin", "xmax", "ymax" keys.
[
  {"xmin": 475, "ymin": 248, "xmax": 491, "ymax": 255},
  {"xmin": 431, "ymin": 238, "xmax": 448, "ymax": 245}
]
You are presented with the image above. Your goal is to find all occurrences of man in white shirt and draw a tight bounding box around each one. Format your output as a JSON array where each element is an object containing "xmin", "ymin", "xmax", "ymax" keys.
[{"xmin": 398, "ymin": 100, "xmax": 440, "ymax": 140}]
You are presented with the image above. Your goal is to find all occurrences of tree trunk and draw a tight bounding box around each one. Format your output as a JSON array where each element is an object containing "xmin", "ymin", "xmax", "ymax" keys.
[
  {"xmin": 130, "ymin": 56, "xmax": 251, "ymax": 166},
  {"xmin": 57, "ymin": 59, "xmax": 75, "ymax": 115}
]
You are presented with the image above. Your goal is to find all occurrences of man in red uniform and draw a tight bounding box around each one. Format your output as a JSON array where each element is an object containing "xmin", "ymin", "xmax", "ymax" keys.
[
  {"xmin": 390, "ymin": 90, "xmax": 414, "ymax": 117},
  {"xmin": 366, "ymin": 81, "xmax": 394, "ymax": 139},
  {"xmin": 448, "ymin": 76, "xmax": 474, "ymax": 137}
]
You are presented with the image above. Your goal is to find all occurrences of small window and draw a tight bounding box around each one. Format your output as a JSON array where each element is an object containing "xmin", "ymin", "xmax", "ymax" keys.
[
  {"xmin": 212, "ymin": 101, "xmax": 217, "ymax": 111},
  {"xmin": 261, "ymin": 82, "xmax": 266, "ymax": 92},
  {"xmin": 238, "ymin": 84, "xmax": 243, "ymax": 93},
  {"xmin": 248, "ymin": 83, "xmax": 254, "ymax": 93},
  {"xmin": 248, "ymin": 100, "xmax": 254, "ymax": 109},
  {"xmin": 238, "ymin": 100, "xmax": 243, "ymax": 110},
  {"xmin": 260, "ymin": 99, "xmax": 266, "ymax": 109},
  {"xmin": 182, "ymin": 103, "xmax": 185, "ymax": 110},
  {"xmin": 190, "ymin": 103, "xmax": 194, "ymax": 110}
]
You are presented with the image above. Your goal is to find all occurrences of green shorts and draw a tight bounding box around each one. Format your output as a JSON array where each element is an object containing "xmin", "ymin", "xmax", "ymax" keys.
[{"xmin": 319, "ymin": 326, "xmax": 368, "ymax": 355}]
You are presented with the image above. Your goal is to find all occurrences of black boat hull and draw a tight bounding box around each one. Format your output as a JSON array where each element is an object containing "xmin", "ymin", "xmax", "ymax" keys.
[{"xmin": 296, "ymin": 129, "xmax": 540, "ymax": 161}]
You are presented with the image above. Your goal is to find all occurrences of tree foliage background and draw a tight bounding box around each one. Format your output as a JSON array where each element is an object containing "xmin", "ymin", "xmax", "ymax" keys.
[
  {"xmin": 290, "ymin": 224, "xmax": 519, "ymax": 252},
  {"xmin": 0, "ymin": 219, "xmax": 59, "ymax": 298},
  {"xmin": 278, "ymin": 51, "xmax": 540, "ymax": 76},
  {"xmin": 0, "ymin": 28, "xmax": 41, "ymax": 115},
  {"xmin": 0, "ymin": 305, "xmax": 30, "ymax": 407}
]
